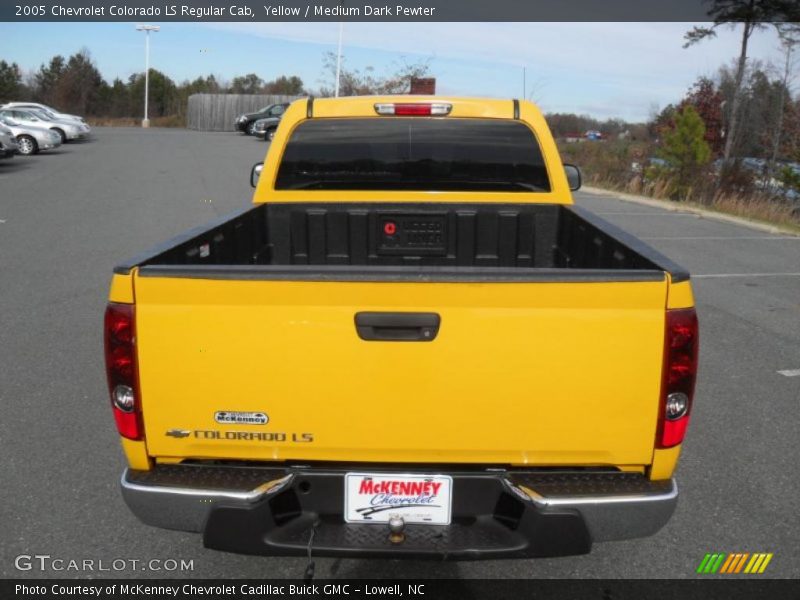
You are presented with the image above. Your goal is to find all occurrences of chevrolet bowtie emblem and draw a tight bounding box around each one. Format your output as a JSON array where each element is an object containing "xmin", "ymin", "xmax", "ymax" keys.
[{"xmin": 166, "ymin": 429, "xmax": 191, "ymax": 438}]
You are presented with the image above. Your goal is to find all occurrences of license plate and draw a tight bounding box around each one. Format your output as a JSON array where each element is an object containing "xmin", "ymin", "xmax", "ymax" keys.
[{"xmin": 344, "ymin": 473, "xmax": 452, "ymax": 525}]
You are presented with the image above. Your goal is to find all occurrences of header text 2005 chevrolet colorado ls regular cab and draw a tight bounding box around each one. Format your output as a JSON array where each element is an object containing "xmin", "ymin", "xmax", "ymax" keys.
[{"xmin": 105, "ymin": 97, "xmax": 698, "ymax": 559}]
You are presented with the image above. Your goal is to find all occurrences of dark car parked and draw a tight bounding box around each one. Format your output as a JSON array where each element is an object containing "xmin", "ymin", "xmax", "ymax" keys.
[
  {"xmin": 234, "ymin": 103, "xmax": 289, "ymax": 135},
  {"xmin": 252, "ymin": 115, "xmax": 283, "ymax": 141}
]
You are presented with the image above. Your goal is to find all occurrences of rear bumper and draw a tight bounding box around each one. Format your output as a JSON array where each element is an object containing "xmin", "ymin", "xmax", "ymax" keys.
[{"xmin": 121, "ymin": 465, "xmax": 677, "ymax": 559}]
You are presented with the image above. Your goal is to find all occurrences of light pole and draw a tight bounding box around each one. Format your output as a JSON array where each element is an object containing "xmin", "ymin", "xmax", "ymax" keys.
[
  {"xmin": 523, "ymin": 66, "xmax": 526, "ymax": 100},
  {"xmin": 136, "ymin": 24, "xmax": 160, "ymax": 128},
  {"xmin": 334, "ymin": 0, "xmax": 344, "ymax": 97},
  {"xmin": 334, "ymin": 21, "xmax": 343, "ymax": 97}
]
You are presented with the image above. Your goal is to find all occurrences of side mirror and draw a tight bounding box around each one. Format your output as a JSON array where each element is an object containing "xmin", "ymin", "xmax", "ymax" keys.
[
  {"xmin": 250, "ymin": 162, "xmax": 263, "ymax": 188},
  {"xmin": 564, "ymin": 164, "xmax": 582, "ymax": 191}
]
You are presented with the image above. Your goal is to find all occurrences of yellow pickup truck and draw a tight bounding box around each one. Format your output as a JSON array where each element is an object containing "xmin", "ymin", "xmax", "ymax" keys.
[{"xmin": 106, "ymin": 96, "xmax": 698, "ymax": 560}]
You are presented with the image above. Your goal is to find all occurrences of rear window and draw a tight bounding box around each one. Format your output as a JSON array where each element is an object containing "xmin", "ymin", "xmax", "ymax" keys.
[{"xmin": 274, "ymin": 118, "xmax": 550, "ymax": 192}]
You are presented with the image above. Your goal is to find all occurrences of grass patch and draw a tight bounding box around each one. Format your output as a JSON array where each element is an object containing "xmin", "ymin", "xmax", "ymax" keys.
[
  {"xmin": 704, "ymin": 195, "xmax": 800, "ymax": 233},
  {"xmin": 588, "ymin": 177, "xmax": 800, "ymax": 234},
  {"xmin": 86, "ymin": 115, "xmax": 186, "ymax": 128},
  {"xmin": 558, "ymin": 140, "xmax": 800, "ymax": 233}
]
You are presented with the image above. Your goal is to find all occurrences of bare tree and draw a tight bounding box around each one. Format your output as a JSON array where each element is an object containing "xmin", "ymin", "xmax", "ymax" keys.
[
  {"xmin": 770, "ymin": 24, "xmax": 800, "ymax": 169},
  {"xmin": 524, "ymin": 74, "xmax": 548, "ymax": 104},
  {"xmin": 316, "ymin": 52, "xmax": 432, "ymax": 97},
  {"xmin": 684, "ymin": 0, "xmax": 800, "ymax": 162}
]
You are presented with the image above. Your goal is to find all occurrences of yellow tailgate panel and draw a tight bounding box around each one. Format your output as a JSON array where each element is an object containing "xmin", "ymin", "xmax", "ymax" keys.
[{"xmin": 135, "ymin": 277, "xmax": 667, "ymax": 466}]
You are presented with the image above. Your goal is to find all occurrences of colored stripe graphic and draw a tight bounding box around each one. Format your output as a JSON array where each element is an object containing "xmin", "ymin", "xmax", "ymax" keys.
[
  {"xmin": 703, "ymin": 554, "xmax": 719, "ymax": 573},
  {"xmin": 758, "ymin": 554, "xmax": 774, "ymax": 573},
  {"xmin": 719, "ymin": 554, "xmax": 735, "ymax": 573},
  {"xmin": 744, "ymin": 554, "xmax": 760, "ymax": 573},
  {"xmin": 700, "ymin": 552, "xmax": 773, "ymax": 574},
  {"xmin": 734, "ymin": 553, "xmax": 749, "ymax": 573},
  {"xmin": 710, "ymin": 553, "xmax": 725, "ymax": 573},
  {"xmin": 696, "ymin": 554, "xmax": 712, "ymax": 574},
  {"xmin": 722, "ymin": 552, "xmax": 742, "ymax": 573}
]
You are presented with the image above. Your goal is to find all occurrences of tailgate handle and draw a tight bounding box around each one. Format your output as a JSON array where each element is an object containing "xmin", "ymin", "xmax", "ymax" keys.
[{"xmin": 355, "ymin": 312, "xmax": 440, "ymax": 342}]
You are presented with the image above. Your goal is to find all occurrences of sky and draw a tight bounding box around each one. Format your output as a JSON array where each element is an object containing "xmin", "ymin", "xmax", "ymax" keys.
[{"xmin": 0, "ymin": 21, "xmax": 789, "ymax": 121}]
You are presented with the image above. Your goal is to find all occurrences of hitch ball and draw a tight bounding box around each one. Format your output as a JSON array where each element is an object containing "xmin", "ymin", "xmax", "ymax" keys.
[{"xmin": 388, "ymin": 515, "xmax": 406, "ymax": 544}]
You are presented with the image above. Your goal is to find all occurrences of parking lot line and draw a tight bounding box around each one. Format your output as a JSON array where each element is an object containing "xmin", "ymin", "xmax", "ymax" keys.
[{"xmin": 777, "ymin": 369, "xmax": 800, "ymax": 377}]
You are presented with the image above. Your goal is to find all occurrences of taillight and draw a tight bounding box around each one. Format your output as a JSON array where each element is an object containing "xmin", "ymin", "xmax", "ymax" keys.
[
  {"xmin": 657, "ymin": 308, "xmax": 699, "ymax": 448},
  {"xmin": 374, "ymin": 103, "xmax": 452, "ymax": 116},
  {"xmin": 104, "ymin": 303, "xmax": 142, "ymax": 440}
]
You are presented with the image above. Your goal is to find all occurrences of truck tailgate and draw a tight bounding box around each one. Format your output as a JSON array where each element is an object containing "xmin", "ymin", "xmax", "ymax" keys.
[{"xmin": 135, "ymin": 276, "xmax": 667, "ymax": 466}]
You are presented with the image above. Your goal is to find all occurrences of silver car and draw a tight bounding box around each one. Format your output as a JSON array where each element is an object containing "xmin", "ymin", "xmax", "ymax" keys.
[
  {"xmin": 0, "ymin": 108, "xmax": 91, "ymax": 143},
  {"xmin": 0, "ymin": 123, "xmax": 19, "ymax": 159},
  {"xmin": 0, "ymin": 116, "xmax": 62, "ymax": 155},
  {"xmin": 1, "ymin": 102, "xmax": 85, "ymax": 123},
  {"xmin": 25, "ymin": 107, "xmax": 92, "ymax": 140}
]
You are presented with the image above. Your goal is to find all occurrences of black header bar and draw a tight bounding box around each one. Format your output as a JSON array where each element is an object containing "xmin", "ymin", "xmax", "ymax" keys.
[
  {"xmin": 4, "ymin": 0, "xmax": 800, "ymax": 22},
  {"xmin": 3, "ymin": 579, "xmax": 800, "ymax": 600}
]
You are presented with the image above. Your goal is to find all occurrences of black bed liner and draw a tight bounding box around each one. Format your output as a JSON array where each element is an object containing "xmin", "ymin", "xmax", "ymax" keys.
[{"xmin": 114, "ymin": 202, "xmax": 688, "ymax": 283}]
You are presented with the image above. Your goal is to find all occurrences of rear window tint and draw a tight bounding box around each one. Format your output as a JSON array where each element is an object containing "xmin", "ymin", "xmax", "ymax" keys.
[{"xmin": 275, "ymin": 118, "xmax": 550, "ymax": 192}]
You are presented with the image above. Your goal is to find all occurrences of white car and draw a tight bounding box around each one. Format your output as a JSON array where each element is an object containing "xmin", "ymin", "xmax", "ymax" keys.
[
  {"xmin": 0, "ymin": 116, "xmax": 62, "ymax": 155},
  {"xmin": 0, "ymin": 108, "xmax": 91, "ymax": 143},
  {"xmin": 1, "ymin": 102, "xmax": 85, "ymax": 123},
  {"xmin": 0, "ymin": 123, "xmax": 19, "ymax": 159}
]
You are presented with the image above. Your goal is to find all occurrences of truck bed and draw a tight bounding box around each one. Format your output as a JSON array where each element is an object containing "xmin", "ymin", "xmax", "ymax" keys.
[
  {"xmin": 114, "ymin": 200, "xmax": 684, "ymax": 466},
  {"xmin": 115, "ymin": 202, "xmax": 688, "ymax": 283}
]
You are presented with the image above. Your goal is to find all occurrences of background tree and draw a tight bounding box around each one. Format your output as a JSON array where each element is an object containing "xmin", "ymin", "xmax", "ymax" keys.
[
  {"xmin": 545, "ymin": 113, "xmax": 639, "ymax": 139},
  {"xmin": 780, "ymin": 97, "xmax": 800, "ymax": 161},
  {"xmin": 776, "ymin": 163, "xmax": 800, "ymax": 198},
  {"xmin": 128, "ymin": 69, "xmax": 177, "ymax": 118},
  {"xmin": 98, "ymin": 78, "xmax": 131, "ymax": 118},
  {"xmin": 715, "ymin": 61, "xmax": 795, "ymax": 158},
  {"xmin": 547, "ymin": 113, "xmax": 598, "ymax": 137},
  {"xmin": 0, "ymin": 60, "xmax": 23, "ymax": 103},
  {"xmin": 681, "ymin": 77, "xmax": 725, "ymax": 155},
  {"xmin": 770, "ymin": 24, "xmax": 800, "ymax": 168},
  {"xmin": 263, "ymin": 75, "xmax": 304, "ymax": 95},
  {"xmin": 32, "ymin": 55, "xmax": 65, "ymax": 105},
  {"xmin": 684, "ymin": 0, "xmax": 800, "ymax": 162},
  {"xmin": 377, "ymin": 57, "xmax": 432, "ymax": 94},
  {"xmin": 599, "ymin": 118, "xmax": 629, "ymax": 137},
  {"xmin": 56, "ymin": 51, "xmax": 107, "ymax": 115},
  {"xmin": 27, "ymin": 51, "xmax": 108, "ymax": 115},
  {"xmin": 651, "ymin": 104, "xmax": 678, "ymax": 140},
  {"xmin": 170, "ymin": 74, "xmax": 225, "ymax": 121},
  {"xmin": 316, "ymin": 52, "xmax": 431, "ymax": 96},
  {"xmin": 229, "ymin": 73, "xmax": 264, "ymax": 94},
  {"xmin": 656, "ymin": 105, "xmax": 712, "ymax": 198}
]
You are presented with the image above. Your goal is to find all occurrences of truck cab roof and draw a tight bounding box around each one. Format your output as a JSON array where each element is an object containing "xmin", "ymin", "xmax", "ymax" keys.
[{"xmin": 255, "ymin": 96, "xmax": 575, "ymax": 205}]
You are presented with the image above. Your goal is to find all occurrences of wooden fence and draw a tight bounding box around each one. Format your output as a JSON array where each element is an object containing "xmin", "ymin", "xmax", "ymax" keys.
[{"xmin": 187, "ymin": 94, "xmax": 304, "ymax": 131}]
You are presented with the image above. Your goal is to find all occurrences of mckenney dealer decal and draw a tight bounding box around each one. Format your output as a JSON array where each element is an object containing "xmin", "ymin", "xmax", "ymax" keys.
[{"xmin": 344, "ymin": 473, "xmax": 452, "ymax": 525}]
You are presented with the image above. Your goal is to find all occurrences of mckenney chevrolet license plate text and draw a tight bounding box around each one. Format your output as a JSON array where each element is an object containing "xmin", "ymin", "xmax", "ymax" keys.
[{"xmin": 344, "ymin": 473, "xmax": 452, "ymax": 524}]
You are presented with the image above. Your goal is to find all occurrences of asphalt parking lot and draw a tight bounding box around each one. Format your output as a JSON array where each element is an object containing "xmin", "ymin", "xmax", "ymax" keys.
[{"xmin": 1, "ymin": 128, "xmax": 798, "ymax": 579}]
